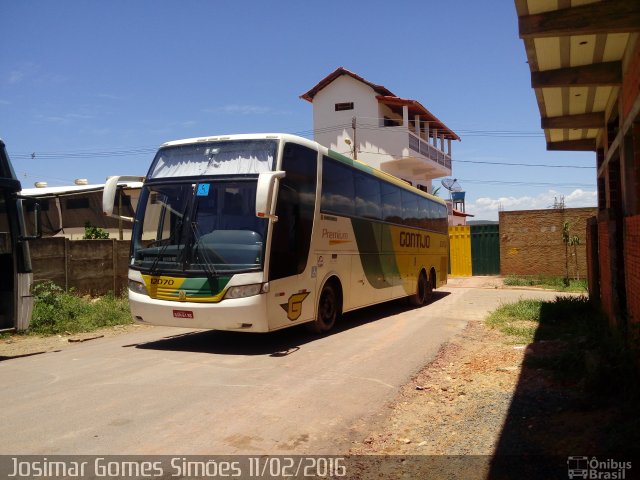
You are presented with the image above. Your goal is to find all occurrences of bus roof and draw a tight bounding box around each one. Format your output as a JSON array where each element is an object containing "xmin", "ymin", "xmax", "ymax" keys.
[{"xmin": 158, "ymin": 133, "xmax": 446, "ymax": 206}]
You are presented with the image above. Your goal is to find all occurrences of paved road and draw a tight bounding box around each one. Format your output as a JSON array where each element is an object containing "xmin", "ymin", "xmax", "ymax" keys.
[{"xmin": 0, "ymin": 286, "xmax": 566, "ymax": 455}]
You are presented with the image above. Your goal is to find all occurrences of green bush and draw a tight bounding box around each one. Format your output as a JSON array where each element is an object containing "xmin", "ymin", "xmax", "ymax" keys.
[
  {"xmin": 30, "ymin": 281, "xmax": 131, "ymax": 335},
  {"xmin": 83, "ymin": 222, "xmax": 109, "ymax": 239}
]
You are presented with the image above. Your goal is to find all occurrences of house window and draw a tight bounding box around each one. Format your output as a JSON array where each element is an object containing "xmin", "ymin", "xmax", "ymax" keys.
[
  {"xmin": 335, "ymin": 102, "xmax": 354, "ymax": 111},
  {"xmin": 66, "ymin": 197, "xmax": 90, "ymax": 209},
  {"xmin": 383, "ymin": 116, "xmax": 401, "ymax": 127}
]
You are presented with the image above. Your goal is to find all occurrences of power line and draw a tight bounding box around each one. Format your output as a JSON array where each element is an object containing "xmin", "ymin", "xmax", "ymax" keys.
[
  {"xmin": 454, "ymin": 158, "xmax": 594, "ymax": 169},
  {"xmin": 354, "ymin": 117, "xmax": 546, "ymax": 137},
  {"xmin": 457, "ymin": 179, "xmax": 594, "ymax": 188},
  {"xmin": 356, "ymin": 149, "xmax": 594, "ymax": 169}
]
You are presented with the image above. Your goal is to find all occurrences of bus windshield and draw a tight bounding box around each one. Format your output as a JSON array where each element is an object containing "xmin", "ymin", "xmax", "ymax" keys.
[
  {"xmin": 131, "ymin": 179, "xmax": 268, "ymax": 274},
  {"xmin": 148, "ymin": 139, "xmax": 277, "ymax": 178}
]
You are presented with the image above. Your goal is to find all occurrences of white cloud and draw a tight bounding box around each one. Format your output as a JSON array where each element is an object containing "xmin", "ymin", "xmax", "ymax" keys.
[
  {"xmin": 34, "ymin": 112, "xmax": 94, "ymax": 125},
  {"xmin": 466, "ymin": 189, "xmax": 597, "ymax": 221},
  {"xmin": 7, "ymin": 63, "xmax": 65, "ymax": 85},
  {"xmin": 203, "ymin": 104, "xmax": 290, "ymax": 116},
  {"xmin": 8, "ymin": 70, "xmax": 25, "ymax": 84}
]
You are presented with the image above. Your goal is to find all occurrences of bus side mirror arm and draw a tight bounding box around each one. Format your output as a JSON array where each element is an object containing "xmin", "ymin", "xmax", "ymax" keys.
[
  {"xmin": 103, "ymin": 175, "xmax": 145, "ymax": 222},
  {"xmin": 256, "ymin": 171, "xmax": 285, "ymax": 222}
]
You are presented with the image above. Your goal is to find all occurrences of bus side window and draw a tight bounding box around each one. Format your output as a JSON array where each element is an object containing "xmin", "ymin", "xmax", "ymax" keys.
[{"xmin": 269, "ymin": 143, "xmax": 317, "ymax": 281}]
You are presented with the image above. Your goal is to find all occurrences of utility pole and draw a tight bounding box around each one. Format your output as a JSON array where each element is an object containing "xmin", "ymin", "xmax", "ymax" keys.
[{"xmin": 352, "ymin": 116, "xmax": 357, "ymax": 160}]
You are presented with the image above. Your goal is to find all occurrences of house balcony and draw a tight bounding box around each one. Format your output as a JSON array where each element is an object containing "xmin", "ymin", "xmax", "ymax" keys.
[{"xmin": 366, "ymin": 128, "xmax": 453, "ymax": 185}]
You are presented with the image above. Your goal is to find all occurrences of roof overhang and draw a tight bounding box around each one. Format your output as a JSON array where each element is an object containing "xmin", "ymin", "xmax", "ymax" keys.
[
  {"xmin": 515, "ymin": 0, "xmax": 640, "ymax": 152},
  {"xmin": 452, "ymin": 209, "xmax": 474, "ymax": 218},
  {"xmin": 20, "ymin": 182, "xmax": 143, "ymax": 197}
]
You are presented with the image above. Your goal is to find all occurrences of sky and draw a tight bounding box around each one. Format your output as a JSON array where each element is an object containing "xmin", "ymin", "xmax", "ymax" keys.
[{"xmin": 1, "ymin": 0, "xmax": 597, "ymax": 221}]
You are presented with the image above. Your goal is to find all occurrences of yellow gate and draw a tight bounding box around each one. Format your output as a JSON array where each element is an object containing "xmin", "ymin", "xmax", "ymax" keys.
[{"xmin": 449, "ymin": 226, "xmax": 472, "ymax": 276}]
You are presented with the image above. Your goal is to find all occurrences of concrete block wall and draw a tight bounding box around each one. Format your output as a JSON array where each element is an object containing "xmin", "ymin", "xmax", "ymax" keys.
[
  {"xmin": 499, "ymin": 208, "xmax": 596, "ymax": 277},
  {"xmin": 30, "ymin": 238, "xmax": 131, "ymax": 296}
]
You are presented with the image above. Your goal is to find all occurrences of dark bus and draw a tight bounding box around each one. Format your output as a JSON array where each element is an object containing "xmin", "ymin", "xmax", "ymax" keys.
[{"xmin": 0, "ymin": 139, "xmax": 39, "ymax": 331}]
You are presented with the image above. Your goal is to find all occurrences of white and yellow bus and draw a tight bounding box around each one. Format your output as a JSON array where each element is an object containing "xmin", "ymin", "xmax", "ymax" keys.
[{"xmin": 104, "ymin": 134, "xmax": 448, "ymax": 333}]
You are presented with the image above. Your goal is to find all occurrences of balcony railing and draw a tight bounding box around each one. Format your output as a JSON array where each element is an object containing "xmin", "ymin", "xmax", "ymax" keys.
[{"xmin": 408, "ymin": 132, "xmax": 451, "ymax": 170}]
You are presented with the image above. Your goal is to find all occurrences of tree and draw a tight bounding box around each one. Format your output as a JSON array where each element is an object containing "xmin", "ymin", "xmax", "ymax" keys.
[
  {"xmin": 570, "ymin": 234, "xmax": 581, "ymax": 280},
  {"xmin": 562, "ymin": 221, "xmax": 581, "ymax": 285}
]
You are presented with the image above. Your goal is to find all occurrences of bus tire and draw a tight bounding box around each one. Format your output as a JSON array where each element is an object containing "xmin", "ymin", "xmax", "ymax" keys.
[
  {"xmin": 426, "ymin": 269, "xmax": 435, "ymax": 303},
  {"xmin": 308, "ymin": 282, "xmax": 340, "ymax": 333},
  {"xmin": 409, "ymin": 271, "xmax": 429, "ymax": 307}
]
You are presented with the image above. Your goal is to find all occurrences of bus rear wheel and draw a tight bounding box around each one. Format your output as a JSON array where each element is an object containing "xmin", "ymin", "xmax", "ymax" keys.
[
  {"xmin": 409, "ymin": 271, "xmax": 429, "ymax": 307},
  {"xmin": 308, "ymin": 282, "xmax": 339, "ymax": 333}
]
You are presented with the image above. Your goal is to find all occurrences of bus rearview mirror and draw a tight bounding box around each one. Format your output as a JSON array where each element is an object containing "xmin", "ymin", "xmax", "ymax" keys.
[
  {"xmin": 256, "ymin": 171, "xmax": 285, "ymax": 222},
  {"xmin": 103, "ymin": 175, "xmax": 145, "ymax": 222}
]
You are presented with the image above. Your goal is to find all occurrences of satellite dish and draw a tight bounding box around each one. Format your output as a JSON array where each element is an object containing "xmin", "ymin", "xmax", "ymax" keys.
[{"xmin": 440, "ymin": 178, "xmax": 462, "ymax": 192}]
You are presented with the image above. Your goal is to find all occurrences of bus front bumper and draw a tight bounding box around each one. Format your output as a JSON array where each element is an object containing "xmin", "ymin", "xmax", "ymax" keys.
[{"xmin": 129, "ymin": 290, "xmax": 270, "ymax": 332}]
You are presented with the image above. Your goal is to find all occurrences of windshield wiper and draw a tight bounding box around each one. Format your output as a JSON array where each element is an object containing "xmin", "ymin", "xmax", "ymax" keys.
[
  {"xmin": 190, "ymin": 221, "xmax": 218, "ymax": 277},
  {"xmin": 149, "ymin": 194, "xmax": 191, "ymax": 275}
]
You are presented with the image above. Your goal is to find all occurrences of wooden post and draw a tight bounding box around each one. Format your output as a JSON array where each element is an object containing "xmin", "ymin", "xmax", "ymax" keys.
[
  {"xmin": 112, "ymin": 239, "xmax": 117, "ymax": 294},
  {"xmin": 64, "ymin": 238, "xmax": 69, "ymax": 292}
]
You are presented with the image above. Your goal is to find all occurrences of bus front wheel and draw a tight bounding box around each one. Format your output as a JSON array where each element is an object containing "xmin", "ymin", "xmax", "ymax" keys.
[{"xmin": 308, "ymin": 282, "xmax": 340, "ymax": 333}]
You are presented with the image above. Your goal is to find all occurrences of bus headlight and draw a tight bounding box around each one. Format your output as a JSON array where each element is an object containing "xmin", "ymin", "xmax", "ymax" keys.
[
  {"xmin": 128, "ymin": 279, "xmax": 148, "ymax": 296},
  {"xmin": 224, "ymin": 283, "xmax": 264, "ymax": 299}
]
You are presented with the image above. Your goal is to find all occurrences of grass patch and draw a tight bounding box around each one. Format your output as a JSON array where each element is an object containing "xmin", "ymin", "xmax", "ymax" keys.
[
  {"xmin": 29, "ymin": 281, "xmax": 132, "ymax": 335},
  {"xmin": 486, "ymin": 299, "xmax": 543, "ymax": 343},
  {"xmin": 503, "ymin": 274, "xmax": 587, "ymax": 292}
]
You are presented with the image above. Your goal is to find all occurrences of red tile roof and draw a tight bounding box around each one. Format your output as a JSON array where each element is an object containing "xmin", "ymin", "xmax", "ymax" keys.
[{"xmin": 300, "ymin": 67, "xmax": 394, "ymax": 102}]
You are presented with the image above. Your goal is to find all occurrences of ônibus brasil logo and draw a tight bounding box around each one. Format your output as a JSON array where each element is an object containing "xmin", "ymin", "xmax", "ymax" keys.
[{"xmin": 567, "ymin": 456, "xmax": 631, "ymax": 479}]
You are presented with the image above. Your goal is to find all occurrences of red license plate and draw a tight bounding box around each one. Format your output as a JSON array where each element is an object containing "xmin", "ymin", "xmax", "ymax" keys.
[{"xmin": 172, "ymin": 310, "xmax": 194, "ymax": 319}]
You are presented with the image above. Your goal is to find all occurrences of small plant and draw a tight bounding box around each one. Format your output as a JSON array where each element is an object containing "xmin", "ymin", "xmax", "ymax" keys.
[{"xmin": 83, "ymin": 222, "xmax": 109, "ymax": 239}]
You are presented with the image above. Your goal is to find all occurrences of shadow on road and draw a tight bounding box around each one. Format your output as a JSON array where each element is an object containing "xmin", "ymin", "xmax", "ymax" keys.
[{"xmin": 128, "ymin": 291, "xmax": 450, "ymax": 356}]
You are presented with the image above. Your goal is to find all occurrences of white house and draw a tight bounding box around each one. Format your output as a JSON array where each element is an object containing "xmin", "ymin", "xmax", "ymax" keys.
[{"xmin": 300, "ymin": 67, "xmax": 459, "ymax": 193}]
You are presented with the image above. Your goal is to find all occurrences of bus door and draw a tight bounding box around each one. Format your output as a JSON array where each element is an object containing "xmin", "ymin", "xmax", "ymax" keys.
[{"xmin": 266, "ymin": 143, "xmax": 318, "ymax": 330}]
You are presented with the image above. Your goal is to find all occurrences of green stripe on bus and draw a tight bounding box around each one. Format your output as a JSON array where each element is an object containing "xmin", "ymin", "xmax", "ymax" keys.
[
  {"xmin": 351, "ymin": 218, "xmax": 402, "ymax": 289},
  {"xmin": 180, "ymin": 276, "xmax": 231, "ymax": 297}
]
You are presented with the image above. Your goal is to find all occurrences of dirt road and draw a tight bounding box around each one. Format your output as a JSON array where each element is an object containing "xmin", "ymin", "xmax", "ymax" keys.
[{"xmin": 0, "ymin": 281, "xmax": 569, "ymax": 467}]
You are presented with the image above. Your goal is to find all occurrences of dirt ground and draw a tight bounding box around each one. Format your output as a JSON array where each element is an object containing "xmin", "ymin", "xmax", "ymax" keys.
[
  {"xmin": 0, "ymin": 324, "xmax": 150, "ymax": 360},
  {"xmin": 346, "ymin": 293, "xmax": 638, "ymax": 479}
]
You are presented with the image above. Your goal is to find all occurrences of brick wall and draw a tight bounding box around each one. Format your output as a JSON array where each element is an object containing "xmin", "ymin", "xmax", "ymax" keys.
[
  {"xmin": 586, "ymin": 217, "xmax": 599, "ymax": 301},
  {"xmin": 598, "ymin": 219, "xmax": 615, "ymax": 324},
  {"xmin": 499, "ymin": 208, "xmax": 597, "ymax": 277},
  {"xmin": 625, "ymin": 215, "xmax": 640, "ymax": 344}
]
